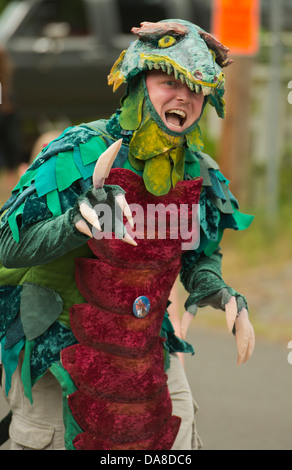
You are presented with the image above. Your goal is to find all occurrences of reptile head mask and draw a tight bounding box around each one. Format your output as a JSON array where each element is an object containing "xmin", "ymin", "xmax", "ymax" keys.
[{"xmin": 108, "ymin": 19, "xmax": 233, "ymax": 120}]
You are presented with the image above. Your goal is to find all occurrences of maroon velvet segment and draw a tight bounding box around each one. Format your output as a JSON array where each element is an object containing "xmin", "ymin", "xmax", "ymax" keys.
[
  {"xmin": 70, "ymin": 302, "xmax": 163, "ymax": 357},
  {"xmin": 73, "ymin": 415, "xmax": 181, "ymax": 450},
  {"xmin": 61, "ymin": 339, "xmax": 167, "ymax": 401},
  {"xmin": 68, "ymin": 385, "xmax": 172, "ymax": 443},
  {"xmin": 75, "ymin": 256, "xmax": 181, "ymax": 315},
  {"xmin": 62, "ymin": 169, "xmax": 202, "ymax": 449}
]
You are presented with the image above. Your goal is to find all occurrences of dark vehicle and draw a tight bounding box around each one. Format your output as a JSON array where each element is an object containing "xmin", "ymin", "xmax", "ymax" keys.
[{"xmin": 0, "ymin": 0, "xmax": 193, "ymax": 157}]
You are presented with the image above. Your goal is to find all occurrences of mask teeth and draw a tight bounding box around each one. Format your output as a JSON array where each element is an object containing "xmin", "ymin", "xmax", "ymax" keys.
[
  {"xmin": 173, "ymin": 68, "xmax": 179, "ymax": 79},
  {"xmin": 166, "ymin": 63, "xmax": 173, "ymax": 75},
  {"xmin": 145, "ymin": 60, "xmax": 170, "ymax": 73},
  {"xmin": 144, "ymin": 60, "xmax": 214, "ymax": 95},
  {"xmin": 187, "ymin": 79, "xmax": 194, "ymax": 91},
  {"xmin": 146, "ymin": 61, "xmax": 154, "ymax": 70},
  {"xmin": 201, "ymin": 85, "xmax": 212, "ymax": 96}
]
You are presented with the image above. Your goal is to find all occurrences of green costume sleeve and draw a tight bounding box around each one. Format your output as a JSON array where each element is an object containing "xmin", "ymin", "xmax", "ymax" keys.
[
  {"xmin": 181, "ymin": 249, "xmax": 224, "ymax": 298},
  {"xmin": 180, "ymin": 248, "xmax": 248, "ymax": 314},
  {"xmin": 0, "ymin": 210, "xmax": 88, "ymax": 269},
  {"xmin": 0, "ymin": 123, "xmax": 125, "ymax": 269},
  {"xmin": 180, "ymin": 148, "xmax": 253, "ymax": 315}
]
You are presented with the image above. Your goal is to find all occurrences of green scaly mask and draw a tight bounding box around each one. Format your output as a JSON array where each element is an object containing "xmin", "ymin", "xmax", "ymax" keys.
[{"xmin": 108, "ymin": 19, "xmax": 232, "ymax": 195}]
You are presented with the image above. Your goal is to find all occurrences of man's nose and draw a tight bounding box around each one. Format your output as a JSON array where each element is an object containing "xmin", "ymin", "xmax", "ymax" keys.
[{"xmin": 176, "ymin": 85, "xmax": 191, "ymax": 102}]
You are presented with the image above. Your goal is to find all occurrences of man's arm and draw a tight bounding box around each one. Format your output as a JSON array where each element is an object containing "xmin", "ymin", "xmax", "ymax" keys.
[
  {"xmin": 0, "ymin": 210, "xmax": 88, "ymax": 269},
  {"xmin": 180, "ymin": 248, "xmax": 255, "ymax": 364}
]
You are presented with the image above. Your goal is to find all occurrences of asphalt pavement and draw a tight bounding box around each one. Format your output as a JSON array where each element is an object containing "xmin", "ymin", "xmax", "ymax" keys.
[
  {"xmin": 1, "ymin": 324, "xmax": 291, "ymax": 451},
  {"xmin": 184, "ymin": 325, "xmax": 292, "ymax": 450}
]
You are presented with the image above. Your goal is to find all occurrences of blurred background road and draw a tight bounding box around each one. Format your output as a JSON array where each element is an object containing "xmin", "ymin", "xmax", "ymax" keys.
[
  {"xmin": 185, "ymin": 326, "xmax": 292, "ymax": 450},
  {"xmin": 0, "ymin": 0, "xmax": 291, "ymax": 452}
]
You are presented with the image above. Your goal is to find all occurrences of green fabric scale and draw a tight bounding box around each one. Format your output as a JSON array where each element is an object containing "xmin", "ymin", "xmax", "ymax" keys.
[{"xmin": 5, "ymin": 131, "xmax": 108, "ymax": 242}]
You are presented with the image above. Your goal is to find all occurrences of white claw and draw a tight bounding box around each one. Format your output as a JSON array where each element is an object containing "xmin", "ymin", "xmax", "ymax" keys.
[
  {"xmin": 93, "ymin": 139, "xmax": 123, "ymax": 189},
  {"xmin": 122, "ymin": 232, "xmax": 137, "ymax": 246},
  {"xmin": 91, "ymin": 138, "xmax": 137, "ymax": 248},
  {"xmin": 225, "ymin": 296, "xmax": 237, "ymax": 333},
  {"xmin": 242, "ymin": 321, "xmax": 255, "ymax": 364},
  {"xmin": 79, "ymin": 202, "xmax": 102, "ymax": 231},
  {"xmin": 235, "ymin": 308, "xmax": 255, "ymax": 365},
  {"xmin": 115, "ymin": 193, "xmax": 134, "ymax": 229},
  {"xmin": 180, "ymin": 311, "xmax": 195, "ymax": 340},
  {"xmin": 75, "ymin": 219, "xmax": 93, "ymax": 238}
]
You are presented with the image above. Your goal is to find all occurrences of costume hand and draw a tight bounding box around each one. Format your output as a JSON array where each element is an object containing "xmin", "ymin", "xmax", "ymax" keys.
[
  {"xmin": 185, "ymin": 287, "xmax": 255, "ymax": 364},
  {"xmin": 73, "ymin": 139, "xmax": 136, "ymax": 246},
  {"xmin": 225, "ymin": 296, "xmax": 255, "ymax": 365}
]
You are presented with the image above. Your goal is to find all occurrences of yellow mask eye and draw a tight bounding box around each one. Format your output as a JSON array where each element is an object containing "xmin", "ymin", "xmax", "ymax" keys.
[{"xmin": 158, "ymin": 35, "xmax": 176, "ymax": 48}]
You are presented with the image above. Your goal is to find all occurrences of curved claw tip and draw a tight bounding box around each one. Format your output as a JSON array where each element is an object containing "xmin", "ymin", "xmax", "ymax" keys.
[
  {"xmin": 122, "ymin": 232, "xmax": 137, "ymax": 246},
  {"xmin": 79, "ymin": 202, "xmax": 101, "ymax": 231},
  {"xmin": 235, "ymin": 309, "xmax": 255, "ymax": 365},
  {"xmin": 225, "ymin": 296, "xmax": 237, "ymax": 333},
  {"xmin": 180, "ymin": 311, "xmax": 195, "ymax": 340},
  {"xmin": 93, "ymin": 139, "xmax": 123, "ymax": 189},
  {"xmin": 115, "ymin": 193, "xmax": 134, "ymax": 229},
  {"xmin": 75, "ymin": 219, "xmax": 93, "ymax": 238}
]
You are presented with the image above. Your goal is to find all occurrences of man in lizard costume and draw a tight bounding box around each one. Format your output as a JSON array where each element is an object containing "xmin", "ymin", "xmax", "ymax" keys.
[{"xmin": 0, "ymin": 19, "xmax": 254, "ymax": 450}]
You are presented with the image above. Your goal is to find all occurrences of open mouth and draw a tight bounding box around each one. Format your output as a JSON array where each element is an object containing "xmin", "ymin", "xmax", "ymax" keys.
[{"xmin": 165, "ymin": 109, "xmax": 187, "ymax": 129}]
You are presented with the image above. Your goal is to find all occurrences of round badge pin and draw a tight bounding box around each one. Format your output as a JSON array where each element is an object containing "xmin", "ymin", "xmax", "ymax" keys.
[{"xmin": 133, "ymin": 296, "xmax": 150, "ymax": 318}]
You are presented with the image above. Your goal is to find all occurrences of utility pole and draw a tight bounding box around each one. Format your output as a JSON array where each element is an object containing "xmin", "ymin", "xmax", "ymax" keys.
[
  {"xmin": 217, "ymin": 56, "xmax": 253, "ymax": 205},
  {"xmin": 211, "ymin": 0, "xmax": 260, "ymax": 206}
]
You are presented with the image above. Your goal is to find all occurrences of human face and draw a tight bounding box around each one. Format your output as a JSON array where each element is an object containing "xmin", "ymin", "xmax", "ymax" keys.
[{"xmin": 145, "ymin": 70, "xmax": 205, "ymax": 133}]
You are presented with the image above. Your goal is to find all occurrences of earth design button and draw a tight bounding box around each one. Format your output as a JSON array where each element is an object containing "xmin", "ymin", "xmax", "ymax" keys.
[{"xmin": 132, "ymin": 296, "xmax": 150, "ymax": 318}]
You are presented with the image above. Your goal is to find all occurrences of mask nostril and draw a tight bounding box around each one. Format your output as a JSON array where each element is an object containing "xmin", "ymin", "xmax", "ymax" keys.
[{"xmin": 194, "ymin": 70, "xmax": 203, "ymax": 80}]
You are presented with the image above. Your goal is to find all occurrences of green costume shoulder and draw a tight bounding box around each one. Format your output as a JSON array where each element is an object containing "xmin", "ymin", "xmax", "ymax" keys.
[
  {"xmin": 184, "ymin": 148, "xmax": 253, "ymax": 257},
  {"xmin": 0, "ymin": 123, "xmax": 113, "ymax": 398},
  {"xmin": 0, "ymin": 123, "xmax": 113, "ymax": 243}
]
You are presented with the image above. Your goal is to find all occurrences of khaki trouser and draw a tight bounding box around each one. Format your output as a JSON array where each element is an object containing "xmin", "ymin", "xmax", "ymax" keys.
[
  {"xmin": 168, "ymin": 353, "xmax": 202, "ymax": 450},
  {"xmin": 3, "ymin": 352, "xmax": 202, "ymax": 450},
  {"xmin": 3, "ymin": 351, "xmax": 65, "ymax": 450}
]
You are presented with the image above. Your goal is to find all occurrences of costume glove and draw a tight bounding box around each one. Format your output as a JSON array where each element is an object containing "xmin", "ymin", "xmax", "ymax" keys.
[
  {"xmin": 180, "ymin": 250, "xmax": 255, "ymax": 364},
  {"xmin": 72, "ymin": 139, "xmax": 136, "ymax": 245}
]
